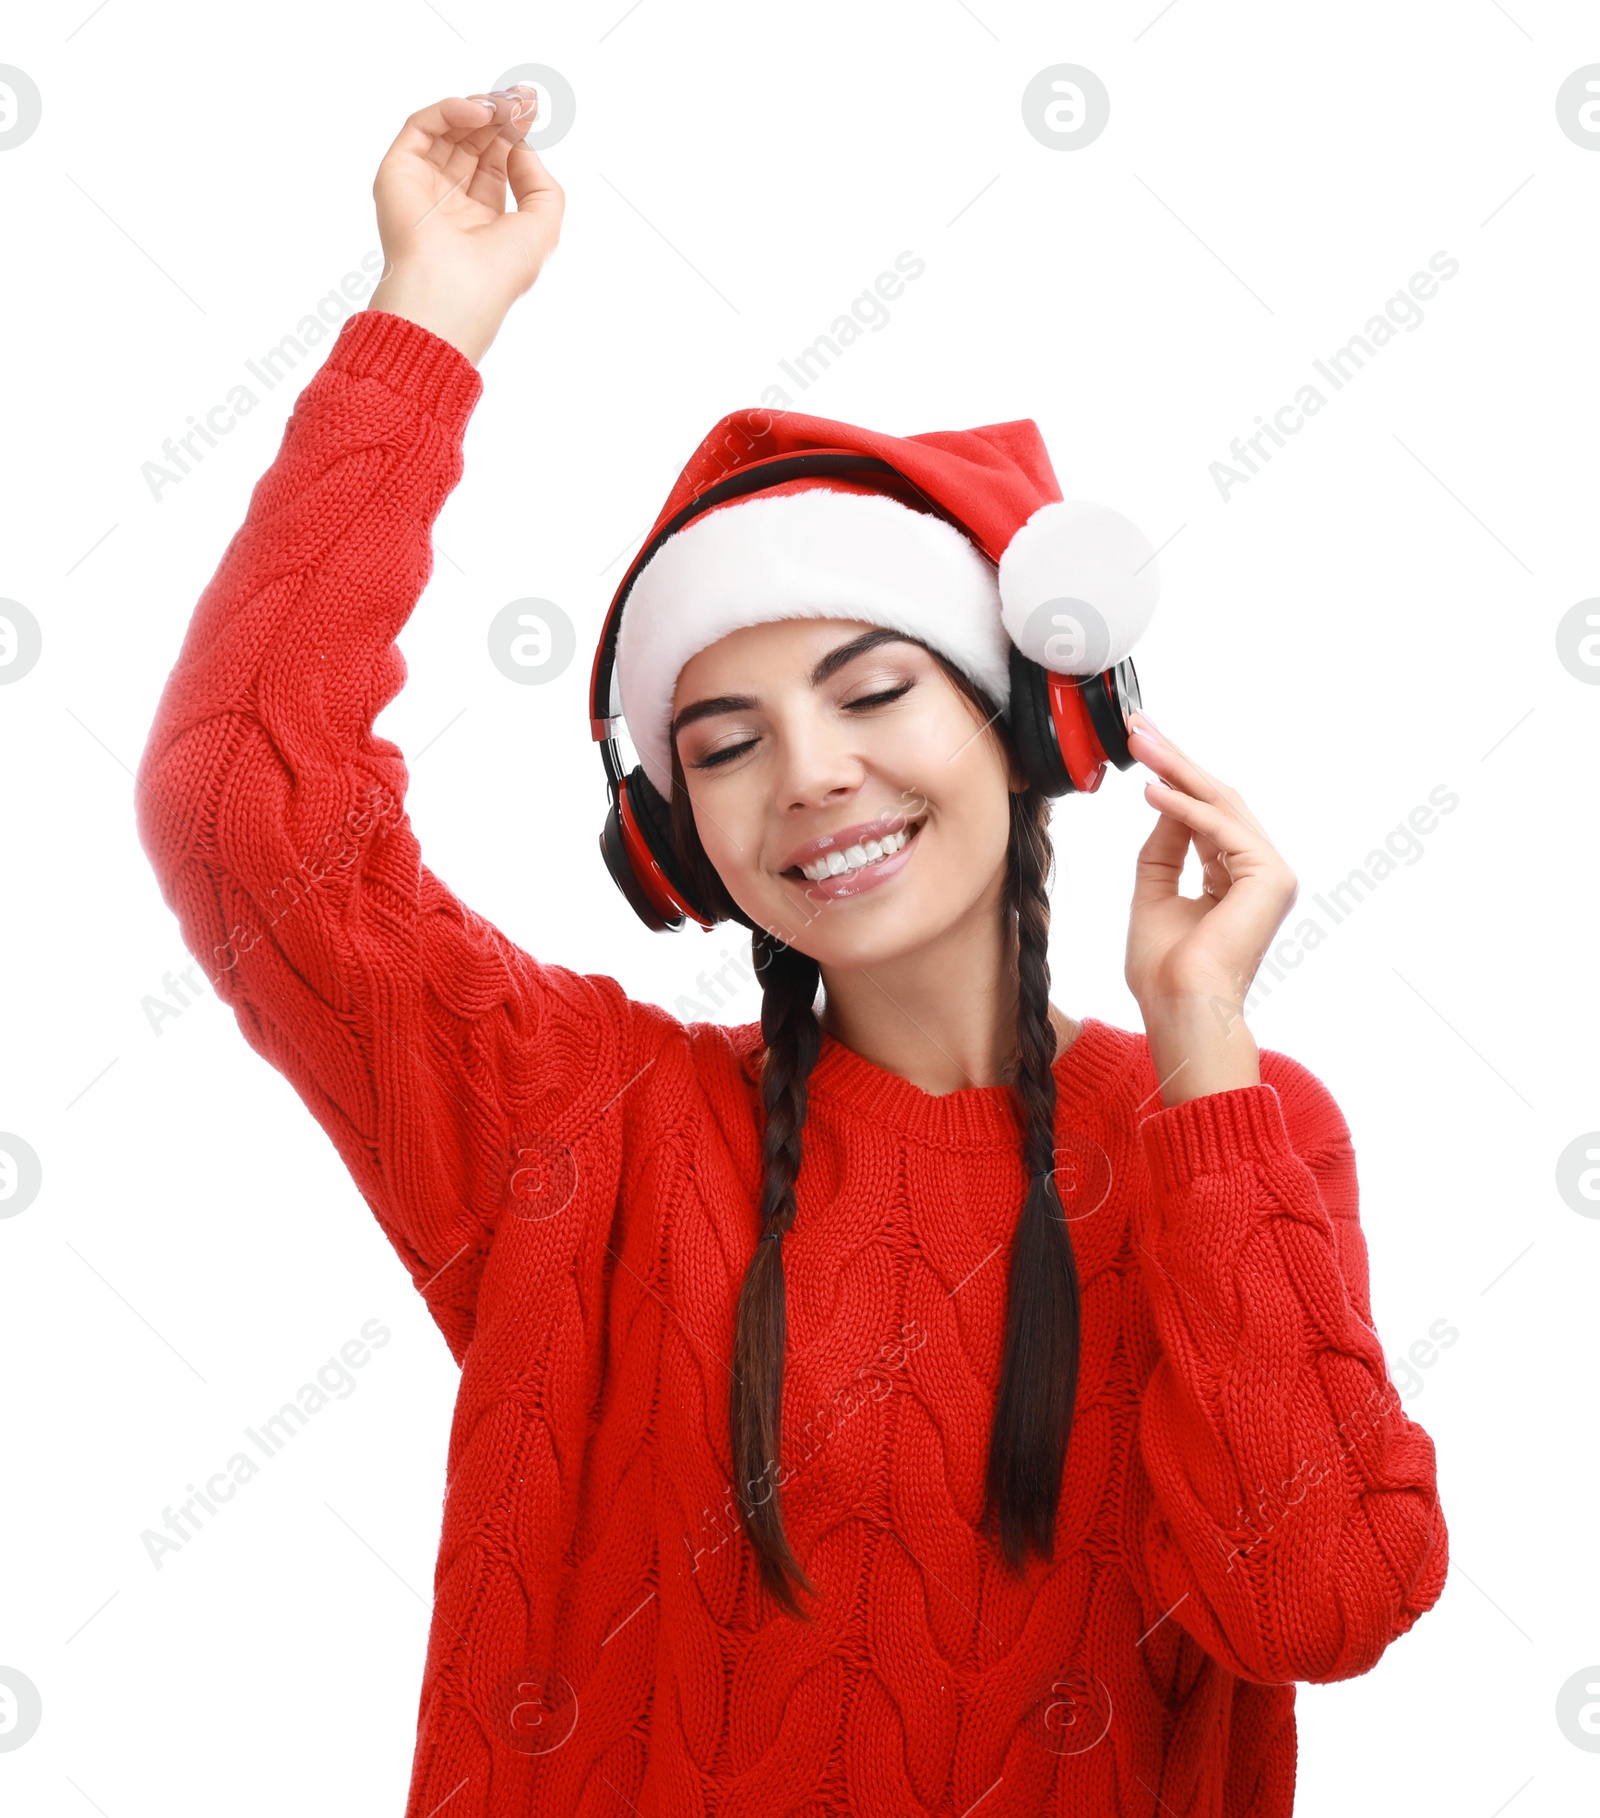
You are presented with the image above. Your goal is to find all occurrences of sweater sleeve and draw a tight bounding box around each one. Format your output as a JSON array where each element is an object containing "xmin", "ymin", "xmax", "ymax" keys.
[
  {"xmin": 135, "ymin": 307, "xmax": 647, "ymax": 1365},
  {"xmin": 1128, "ymin": 1048, "xmax": 1448, "ymax": 1685}
]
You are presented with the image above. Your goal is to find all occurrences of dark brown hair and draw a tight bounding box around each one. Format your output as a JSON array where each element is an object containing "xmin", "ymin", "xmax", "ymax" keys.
[{"xmin": 666, "ymin": 643, "xmax": 1080, "ymax": 1619}]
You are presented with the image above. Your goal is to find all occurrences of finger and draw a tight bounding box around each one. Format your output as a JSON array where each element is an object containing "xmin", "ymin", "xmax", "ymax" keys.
[
  {"xmin": 461, "ymin": 129, "xmax": 517, "ymax": 211},
  {"xmin": 1189, "ymin": 822, "xmax": 1234, "ymax": 887},
  {"xmin": 1141, "ymin": 775, "xmax": 1251, "ymax": 845},
  {"xmin": 494, "ymin": 84, "xmax": 540, "ymax": 142},
  {"xmin": 506, "ymin": 138, "xmax": 564, "ymax": 213},
  {"xmin": 389, "ymin": 94, "xmax": 501, "ymax": 158},
  {"xmin": 1140, "ymin": 778, "xmax": 1276, "ymax": 882},
  {"xmin": 440, "ymin": 91, "xmax": 533, "ymax": 175},
  {"xmin": 387, "ymin": 93, "xmax": 530, "ymax": 181},
  {"xmin": 1127, "ymin": 709, "xmax": 1223, "ymax": 787},
  {"xmin": 1128, "ymin": 716, "xmax": 1273, "ymax": 843},
  {"xmin": 1197, "ymin": 838, "xmax": 1235, "ymax": 896},
  {"xmin": 1128, "ymin": 717, "xmax": 1249, "ymax": 817},
  {"xmin": 1130, "ymin": 799, "xmax": 1198, "ymax": 907},
  {"xmin": 453, "ymin": 89, "xmax": 541, "ymax": 208}
]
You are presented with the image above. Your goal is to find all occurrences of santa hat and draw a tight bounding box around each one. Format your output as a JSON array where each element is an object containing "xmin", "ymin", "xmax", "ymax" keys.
[{"xmin": 610, "ymin": 409, "xmax": 1160, "ymax": 800}]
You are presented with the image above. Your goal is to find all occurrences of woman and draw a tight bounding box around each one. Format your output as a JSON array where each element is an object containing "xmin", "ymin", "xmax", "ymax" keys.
[{"xmin": 136, "ymin": 87, "xmax": 1446, "ymax": 1818}]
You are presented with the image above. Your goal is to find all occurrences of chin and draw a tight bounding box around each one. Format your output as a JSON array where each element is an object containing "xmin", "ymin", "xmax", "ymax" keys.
[
  {"xmin": 733, "ymin": 823, "xmax": 997, "ymax": 971},
  {"xmin": 787, "ymin": 910, "xmax": 946, "ymax": 974}
]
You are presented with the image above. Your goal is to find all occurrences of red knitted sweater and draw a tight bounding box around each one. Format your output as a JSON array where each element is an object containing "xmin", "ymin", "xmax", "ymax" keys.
[{"xmin": 136, "ymin": 307, "xmax": 1447, "ymax": 1817}]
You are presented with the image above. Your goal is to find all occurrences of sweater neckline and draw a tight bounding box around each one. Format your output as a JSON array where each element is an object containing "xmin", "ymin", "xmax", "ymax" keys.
[{"xmin": 796, "ymin": 1014, "xmax": 1136, "ymax": 1149}]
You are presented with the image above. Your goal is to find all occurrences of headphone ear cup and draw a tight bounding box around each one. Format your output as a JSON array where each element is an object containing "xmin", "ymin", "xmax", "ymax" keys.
[
  {"xmin": 626, "ymin": 767, "xmax": 692, "ymax": 893},
  {"xmin": 1083, "ymin": 657, "xmax": 1142, "ymax": 771},
  {"xmin": 1007, "ymin": 645, "xmax": 1071, "ymax": 796},
  {"xmin": 600, "ymin": 792, "xmax": 672, "ymax": 931},
  {"xmin": 618, "ymin": 765, "xmax": 719, "ymax": 930}
]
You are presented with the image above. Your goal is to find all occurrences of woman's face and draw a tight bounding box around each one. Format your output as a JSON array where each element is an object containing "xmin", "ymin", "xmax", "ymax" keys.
[{"xmin": 670, "ymin": 618, "xmax": 1022, "ymax": 968}]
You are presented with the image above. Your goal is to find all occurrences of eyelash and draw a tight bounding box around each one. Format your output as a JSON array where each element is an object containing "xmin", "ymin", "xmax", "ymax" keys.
[{"xmin": 691, "ymin": 679, "xmax": 916, "ymax": 770}]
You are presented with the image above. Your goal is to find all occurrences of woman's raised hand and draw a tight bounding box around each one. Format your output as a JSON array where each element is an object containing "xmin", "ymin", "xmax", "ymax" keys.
[
  {"xmin": 368, "ymin": 87, "xmax": 565, "ymax": 365},
  {"xmin": 1122, "ymin": 709, "xmax": 1300, "ymax": 1104}
]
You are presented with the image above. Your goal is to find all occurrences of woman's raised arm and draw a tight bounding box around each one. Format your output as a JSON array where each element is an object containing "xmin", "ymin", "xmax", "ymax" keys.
[{"xmin": 135, "ymin": 93, "xmax": 651, "ymax": 1361}]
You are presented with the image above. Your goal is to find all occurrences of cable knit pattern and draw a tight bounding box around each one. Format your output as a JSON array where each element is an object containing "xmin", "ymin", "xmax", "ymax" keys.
[{"xmin": 135, "ymin": 307, "xmax": 1448, "ymax": 1818}]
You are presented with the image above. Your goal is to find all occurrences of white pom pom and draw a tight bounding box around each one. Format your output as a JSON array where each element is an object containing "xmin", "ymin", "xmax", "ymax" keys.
[{"xmin": 998, "ymin": 499, "xmax": 1160, "ymax": 675}]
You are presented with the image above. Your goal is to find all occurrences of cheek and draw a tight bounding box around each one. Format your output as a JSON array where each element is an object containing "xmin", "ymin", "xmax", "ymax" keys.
[
  {"xmin": 923, "ymin": 757, "xmax": 1015, "ymax": 888},
  {"xmin": 931, "ymin": 789, "xmax": 1008, "ymax": 882},
  {"xmin": 694, "ymin": 813, "xmax": 734, "ymax": 875},
  {"xmin": 900, "ymin": 693, "xmax": 993, "ymax": 776},
  {"xmin": 692, "ymin": 796, "xmax": 758, "ymax": 888},
  {"xmin": 914, "ymin": 717, "xmax": 1010, "ymax": 820}
]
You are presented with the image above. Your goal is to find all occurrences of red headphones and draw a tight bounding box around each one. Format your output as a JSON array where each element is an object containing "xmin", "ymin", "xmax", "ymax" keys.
[{"xmin": 588, "ymin": 448, "xmax": 1144, "ymax": 933}]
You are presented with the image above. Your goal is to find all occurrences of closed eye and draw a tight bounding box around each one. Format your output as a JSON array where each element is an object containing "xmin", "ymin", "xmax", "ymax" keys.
[
  {"xmin": 689, "ymin": 679, "xmax": 916, "ymax": 770},
  {"xmin": 848, "ymin": 680, "xmax": 915, "ymax": 711}
]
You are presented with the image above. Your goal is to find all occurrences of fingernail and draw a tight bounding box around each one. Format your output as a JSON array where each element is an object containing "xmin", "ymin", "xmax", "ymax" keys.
[{"xmin": 1132, "ymin": 713, "xmax": 1162, "ymax": 740}]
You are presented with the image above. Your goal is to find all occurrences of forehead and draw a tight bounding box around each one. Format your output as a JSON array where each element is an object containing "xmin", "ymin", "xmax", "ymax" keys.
[{"xmin": 671, "ymin": 617, "xmax": 889, "ymax": 702}]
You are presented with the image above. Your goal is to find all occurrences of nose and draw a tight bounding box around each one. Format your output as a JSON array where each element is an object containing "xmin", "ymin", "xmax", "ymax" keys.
[{"xmin": 773, "ymin": 704, "xmax": 865, "ymax": 815}]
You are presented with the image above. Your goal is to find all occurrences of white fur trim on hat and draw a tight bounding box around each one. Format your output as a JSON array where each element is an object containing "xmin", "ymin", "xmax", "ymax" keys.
[
  {"xmin": 998, "ymin": 499, "xmax": 1160, "ymax": 676},
  {"xmin": 615, "ymin": 487, "xmax": 1009, "ymax": 799}
]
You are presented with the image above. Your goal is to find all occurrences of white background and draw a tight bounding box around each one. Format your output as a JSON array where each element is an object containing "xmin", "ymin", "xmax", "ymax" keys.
[{"xmin": 2, "ymin": 2, "xmax": 1596, "ymax": 1813}]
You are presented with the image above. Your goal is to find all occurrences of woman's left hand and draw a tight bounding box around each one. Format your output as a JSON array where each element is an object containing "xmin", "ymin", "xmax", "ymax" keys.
[{"xmin": 1122, "ymin": 709, "xmax": 1300, "ymax": 1103}]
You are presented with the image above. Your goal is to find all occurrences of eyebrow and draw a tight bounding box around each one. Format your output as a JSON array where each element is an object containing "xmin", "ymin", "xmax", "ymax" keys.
[{"xmin": 668, "ymin": 627, "xmax": 919, "ymax": 741}]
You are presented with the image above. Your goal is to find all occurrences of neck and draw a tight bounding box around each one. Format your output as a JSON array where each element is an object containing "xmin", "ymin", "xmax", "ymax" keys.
[{"xmin": 814, "ymin": 877, "xmax": 1078, "ymax": 1095}]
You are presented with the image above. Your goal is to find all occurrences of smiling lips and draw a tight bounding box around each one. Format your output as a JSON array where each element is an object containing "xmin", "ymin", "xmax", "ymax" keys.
[
  {"xmin": 796, "ymin": 824, "xmax": 914, "ymax": 883},
  {"xmin": 782, "ymin": 817, "xmax": 925, "ymax": 899}
]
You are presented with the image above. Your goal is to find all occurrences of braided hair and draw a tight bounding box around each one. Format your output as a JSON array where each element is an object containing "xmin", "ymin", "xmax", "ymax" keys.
[{"xmin": 667, "ymin": 647, "xmax": 1080, "ymax": 1618}]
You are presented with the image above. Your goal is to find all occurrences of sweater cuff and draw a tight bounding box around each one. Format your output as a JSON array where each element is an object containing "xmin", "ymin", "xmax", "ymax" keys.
[
  {"xmin": 1138, "ymin": 1082, "xmax": 1295, "ymax": 1201},
  {"xmin": 324, "ymin": 308, "xmax": 485, "ymax": 441}
]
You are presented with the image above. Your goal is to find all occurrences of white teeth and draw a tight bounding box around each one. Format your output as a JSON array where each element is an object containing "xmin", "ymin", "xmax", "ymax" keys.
[{"xmin": 799, "ymin": 823, "xmax": 918, "ymax": 883}]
